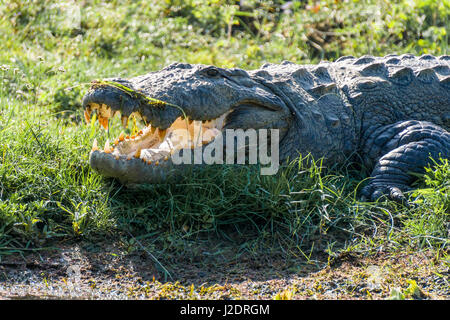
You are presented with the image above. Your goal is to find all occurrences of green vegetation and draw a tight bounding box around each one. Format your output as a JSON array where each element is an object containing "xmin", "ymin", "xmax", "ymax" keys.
[{"xmin": 0, "ymin": 0, "xmax": 448, "ymax": 268}]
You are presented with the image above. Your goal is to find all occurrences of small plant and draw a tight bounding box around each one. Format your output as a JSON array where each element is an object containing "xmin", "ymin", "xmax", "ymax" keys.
[
  {"xmin": 389, "ymin": 280, "xmax": 427, "ymax": 300},
  {"xmin": 274, "ymin": 289, "xmax": 294, "ymax": 300}
]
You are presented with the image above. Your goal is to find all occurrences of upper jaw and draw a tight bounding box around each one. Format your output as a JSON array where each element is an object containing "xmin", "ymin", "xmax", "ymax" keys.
[
  {"xmin": 82, "ymin": 79, "xmax": 231, "ymax": 132},
  {"xmin": 82, "ymin": 80, "xmax": 140, "ymax": 130},
  {"xmin": 82, "ymin": 79, "xmax": 182, "ymax": 130},
  {"xmin": 82, "ymin": 79, "xmax": 139, "ymax": 116}
]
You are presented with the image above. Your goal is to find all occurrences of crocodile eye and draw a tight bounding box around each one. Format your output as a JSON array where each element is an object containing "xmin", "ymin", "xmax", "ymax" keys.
[{"xmin": 205, "ymin": 68, "xmax": 219, "ymax": 77}]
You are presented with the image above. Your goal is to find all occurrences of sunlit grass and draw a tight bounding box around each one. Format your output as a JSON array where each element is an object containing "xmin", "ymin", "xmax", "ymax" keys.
[{"xmin": 0, "ymin": 0, "xmax": 448, "ymax": 260}]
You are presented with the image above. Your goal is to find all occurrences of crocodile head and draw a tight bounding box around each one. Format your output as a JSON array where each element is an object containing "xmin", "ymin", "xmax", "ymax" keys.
[{"xmin": 82, "ymin": 63, "xmax": 293, "ymax": 184}]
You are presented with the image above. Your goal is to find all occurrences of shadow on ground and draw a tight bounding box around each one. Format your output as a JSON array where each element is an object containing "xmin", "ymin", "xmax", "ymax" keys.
[{"xmin": 0, "ymin": 238, "xmax": 448, "ymax": 300}]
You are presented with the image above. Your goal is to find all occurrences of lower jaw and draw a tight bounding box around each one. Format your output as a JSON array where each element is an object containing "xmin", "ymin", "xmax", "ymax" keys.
[
  {"xmin": 89, "ymin": 149, "xmax": 181, "ymax": 184},
  {"xmin": 89, "ymin": 144, "xmax": 221, "ymax": 184},
  {"xmin": 89, "ymin": 126, "xmax": 225, "ymax": 184}
]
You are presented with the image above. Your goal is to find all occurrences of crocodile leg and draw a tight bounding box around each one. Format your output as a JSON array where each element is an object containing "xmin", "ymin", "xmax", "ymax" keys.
[{"xmin": 361, "ymin": 120, "xmax": 450, "ymax": 202}]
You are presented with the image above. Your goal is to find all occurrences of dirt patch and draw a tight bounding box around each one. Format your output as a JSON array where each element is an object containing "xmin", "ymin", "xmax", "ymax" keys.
[{"xmin": 0, "ymin": 240, "xmax": 448, "ymax": 300}]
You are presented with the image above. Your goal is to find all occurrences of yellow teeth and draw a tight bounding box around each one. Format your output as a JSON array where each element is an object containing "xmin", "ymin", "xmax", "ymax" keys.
[
  {"xmin": 98, "ymin": 115, "xmax": 108, "ymax": 130},
  {"xmin": 121, "ymin": 115, "xmax": 129, "ymax": 128},
  {"xmin": 92, "ymin": 138, "xmax": 98, "ymax": 151},
  {"xmin": 100, "ymin": 104, "xmax": 112, "ymax": 118},
  {"xmin": 89, "ymin": 113, "xmax": 225, "ymax": 163},
  {"xmin": 84, "ymin": 109, "xmax": 91, "ymax": 124},
  {"xmin": 104, "ymin": 140, "xmax": 112, "ymax": 153},
  {"xmin": 158, "ymin": 128, "xmax": 167, "ymax": 141}
]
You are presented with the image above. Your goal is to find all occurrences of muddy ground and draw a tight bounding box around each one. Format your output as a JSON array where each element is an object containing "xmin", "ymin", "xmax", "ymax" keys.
[{"xmin": 0, "ymin": 240, "xmax": 448, "ymax": 300}]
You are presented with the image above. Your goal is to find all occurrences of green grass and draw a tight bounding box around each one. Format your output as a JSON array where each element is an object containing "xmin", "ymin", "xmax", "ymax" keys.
[{"xmin": 0, "ymin": 0, "xmax": 448, "ymax": 263}]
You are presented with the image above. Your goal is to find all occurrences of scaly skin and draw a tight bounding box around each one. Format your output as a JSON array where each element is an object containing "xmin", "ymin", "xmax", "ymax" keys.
[{"xmin": 82, "ymin": 54, "xmax": 450, "ymax": 201}]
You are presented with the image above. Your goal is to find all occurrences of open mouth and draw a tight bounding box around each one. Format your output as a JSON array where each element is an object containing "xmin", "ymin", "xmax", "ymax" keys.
[
  {"xmin": 84, "ymin": 102, "xmax": 229, "ymax": 167},
  {"xmin": 82, "ymin": 78, "xmax": 287, "ymax": 183}
]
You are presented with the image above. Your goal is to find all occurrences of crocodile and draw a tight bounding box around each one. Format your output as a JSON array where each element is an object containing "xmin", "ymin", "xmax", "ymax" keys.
[{"xmin": 82, "ymin": 54, "xmax": 450, "ymax": 201}]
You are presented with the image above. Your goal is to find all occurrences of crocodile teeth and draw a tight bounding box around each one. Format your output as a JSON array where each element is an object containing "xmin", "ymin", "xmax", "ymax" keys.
[
  {"xmin": 121, "ymin": 115, "xmax": 129, "ymax": 128},
  {"xmin": 100, "ymin": 103, "xmax": 111, "ymax": 115},
  {"xmin": 84, "ymin": 109, "xmax": 91, "ymax": 124},
  {"xmin": 92, "ymin": 138, "xmax": 98, "ymax": 151},
  {"xmin": 91, "ymin": 113, "xmax": 228, "ymax": 166},
  {"xmin": 98, "ymin": 115, "xmax": 108, "ymax": 130},
  {"xmin": 158, "ymin": 129, "xmax": 167, "ymax": 141},
  {"xmin": 104, "ymin": 140, "xmax": 111, "ymax": 153},
  {"xmin": 134, "ymin": 148, "xmax": 141, "ymax": 158}
]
